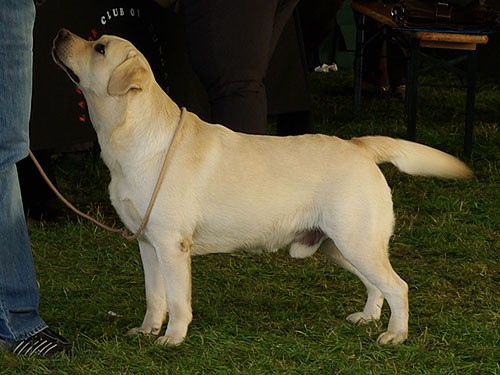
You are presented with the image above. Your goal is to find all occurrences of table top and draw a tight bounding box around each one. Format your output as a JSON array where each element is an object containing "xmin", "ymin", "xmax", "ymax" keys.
[
  {"xmin": 351, "ymin": 0, "xmax": 489, "ymax": 46},
  {"xmin": 351, "ymin": 0, "xmax": 397, "ymax": 26}
]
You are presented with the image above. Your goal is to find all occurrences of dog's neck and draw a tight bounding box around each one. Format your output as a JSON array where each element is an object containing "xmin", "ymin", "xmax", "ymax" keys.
[{"xmin": 85, "ymin": 83, "xmax": 182, "ymax": 174}]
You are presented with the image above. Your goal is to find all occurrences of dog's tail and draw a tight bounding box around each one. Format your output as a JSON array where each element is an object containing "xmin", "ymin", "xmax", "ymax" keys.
[{"xmin": 351, "ymin": 136, "xmax": 473, "ymax": 179}]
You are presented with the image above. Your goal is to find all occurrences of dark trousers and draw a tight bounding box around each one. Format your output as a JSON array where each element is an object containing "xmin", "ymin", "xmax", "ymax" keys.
[{"xmin": 180, "ymin": 0, "xmax": 301, "ymax": 134}]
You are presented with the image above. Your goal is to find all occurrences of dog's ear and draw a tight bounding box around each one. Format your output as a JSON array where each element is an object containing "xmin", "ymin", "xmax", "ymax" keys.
[{"xmin": 107, "ymin": 52, "xmax": 147, "ymax": 96}]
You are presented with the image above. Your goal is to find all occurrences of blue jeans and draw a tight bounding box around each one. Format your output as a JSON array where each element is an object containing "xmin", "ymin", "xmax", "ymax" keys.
[{"xmin": 0, "ymin": 0, "xmax": 48, "ymax": 342}]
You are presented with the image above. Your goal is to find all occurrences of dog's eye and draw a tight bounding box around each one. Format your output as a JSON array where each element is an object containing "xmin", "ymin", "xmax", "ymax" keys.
[{"xmin": 94, "ymin": 43, "xmax": 106, "ymax": 55}]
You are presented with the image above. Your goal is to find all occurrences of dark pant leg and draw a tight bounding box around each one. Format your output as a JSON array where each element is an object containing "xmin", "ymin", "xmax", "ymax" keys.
[{"xmin": 180, "ymin": 0, "xmax": 299, "ymax": 134}]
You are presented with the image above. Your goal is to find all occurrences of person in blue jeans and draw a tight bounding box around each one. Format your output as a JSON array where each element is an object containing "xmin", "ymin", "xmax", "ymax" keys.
[{"xmin": 0, "ymin": 0, "xmax": 71, "ymax": 357}]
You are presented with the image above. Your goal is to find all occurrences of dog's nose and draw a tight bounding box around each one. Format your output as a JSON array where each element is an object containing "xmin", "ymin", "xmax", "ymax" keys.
[{"xmin": 55, "ymin": 28, "xmax": 71, "ymax": 42}]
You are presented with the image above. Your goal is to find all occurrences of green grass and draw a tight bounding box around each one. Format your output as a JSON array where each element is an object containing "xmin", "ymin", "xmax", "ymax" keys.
[{"xmin": 2, "ymin": 70, "xmax": 499, "ymax": 374}]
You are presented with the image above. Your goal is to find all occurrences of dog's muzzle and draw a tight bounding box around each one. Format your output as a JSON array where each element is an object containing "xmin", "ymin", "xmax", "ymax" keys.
[{"xmin": 52, "ymin": 29, "xmax": 80, "ymax": 84}]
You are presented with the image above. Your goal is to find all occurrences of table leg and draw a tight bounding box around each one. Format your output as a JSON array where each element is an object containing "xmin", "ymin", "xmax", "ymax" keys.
[
  {"xmin": 464, "ymin": 50, "xmax": 477, "ymax": 157},
  {"xmin": 405, "ymin": 38, "xmax": 419, "ymax": 141}
]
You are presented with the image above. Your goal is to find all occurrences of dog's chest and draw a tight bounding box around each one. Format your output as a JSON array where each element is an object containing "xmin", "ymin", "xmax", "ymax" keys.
[{"xmin": 108, "ymin": 174, "xmax": 145, "ymax": 229}]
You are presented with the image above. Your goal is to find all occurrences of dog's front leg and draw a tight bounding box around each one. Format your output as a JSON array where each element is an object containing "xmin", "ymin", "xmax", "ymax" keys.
[
  {"xmin": 154, "ymin": 237, "xmax": 193, "ymax": 346},
  {"xmin": 127, "ymin": 238, "xmax": 168, "ymax": 336}
]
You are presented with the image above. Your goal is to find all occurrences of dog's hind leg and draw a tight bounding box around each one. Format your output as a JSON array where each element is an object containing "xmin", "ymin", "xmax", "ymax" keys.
[
  {"xmin": 127, "ymin": 238, "xmax": 168, "ymax": 336},
  {"xmin": 321, "ymin": 238, "xmax": 408, "ymax": 344},
  {"xmin": 320, "ymin": 240, "xmax": 384, "ymax": 323}
]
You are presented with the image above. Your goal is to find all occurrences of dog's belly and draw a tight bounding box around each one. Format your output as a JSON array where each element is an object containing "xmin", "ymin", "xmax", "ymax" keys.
[
  {"xmin": 190, "ymin": 230, "xmax": 296, "ymax": 256},
  {"xmin": 189, "ymin": 227, "xmax": 324, "ymax": 257}
]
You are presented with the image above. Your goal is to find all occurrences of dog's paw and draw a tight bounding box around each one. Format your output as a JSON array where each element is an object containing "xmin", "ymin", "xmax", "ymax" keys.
[
  {"xmin": 155, "ymin": 333, "xmax": 185, "ymax": 346},
  {"xmin": 127, "ymin": 326, "xmax": 162, "ymax": 336},
  {"xmin": 376, "ymin": 330, "xmax": 408, "ymax": 345},
  {"xmin": 154, "ymin": 324, "xmax": 188, "ymax": 346},
  {"xmin": 346, "ymin": 312, "xmax": 378, "ymax": 325}
]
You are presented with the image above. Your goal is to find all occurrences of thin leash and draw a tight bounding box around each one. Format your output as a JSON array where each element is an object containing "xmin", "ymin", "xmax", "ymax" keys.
[{"xmin": 28, "ymin": 107, "xmax": 187, "ymax": 241}]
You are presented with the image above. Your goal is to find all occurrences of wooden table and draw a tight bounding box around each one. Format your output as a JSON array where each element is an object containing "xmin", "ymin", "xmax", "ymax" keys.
[{"xmin": 351, "ymin": 0, "xmax": 490, "ymax": 155}]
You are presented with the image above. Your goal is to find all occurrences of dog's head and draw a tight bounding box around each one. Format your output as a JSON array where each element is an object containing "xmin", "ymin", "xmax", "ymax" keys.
[{"xmin": 52, "ymin": 29, "xmax": 151, "ymax": 98}]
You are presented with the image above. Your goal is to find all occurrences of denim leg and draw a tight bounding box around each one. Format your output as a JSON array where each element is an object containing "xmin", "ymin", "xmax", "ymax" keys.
[
  {"xmin": 0, "ymin": 167, "xmax": 47, "ymax": 341},
  {"xmin": 0, "ymin": 0, "xmax": 48, "ymax": 341}
]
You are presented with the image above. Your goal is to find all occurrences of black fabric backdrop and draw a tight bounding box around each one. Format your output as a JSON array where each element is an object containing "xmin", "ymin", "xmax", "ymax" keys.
[
  {"xmin": 30, "ymin": 0, "xmax": 311, "ymax": 150},
  {"xmin": 31, "ymin": 0, "xmax": 209, "ymax": 150}
]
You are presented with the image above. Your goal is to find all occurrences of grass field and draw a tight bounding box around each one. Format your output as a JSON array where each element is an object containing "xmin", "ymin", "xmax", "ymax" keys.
[{"xmin": 1, "ymin": 69, "xmax": 499, "ymax": 374}]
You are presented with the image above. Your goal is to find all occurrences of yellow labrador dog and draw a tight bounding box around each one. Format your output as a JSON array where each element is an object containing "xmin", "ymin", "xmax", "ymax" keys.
[{"xmin": 52, "ymin": 29, "xmax": 472, "ymax": 346}]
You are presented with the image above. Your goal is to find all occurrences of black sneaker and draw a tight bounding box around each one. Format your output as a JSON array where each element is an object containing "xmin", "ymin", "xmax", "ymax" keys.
[{"xmin": 9, "ymin": 328, "xmax": 72, "ymax": 357}]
